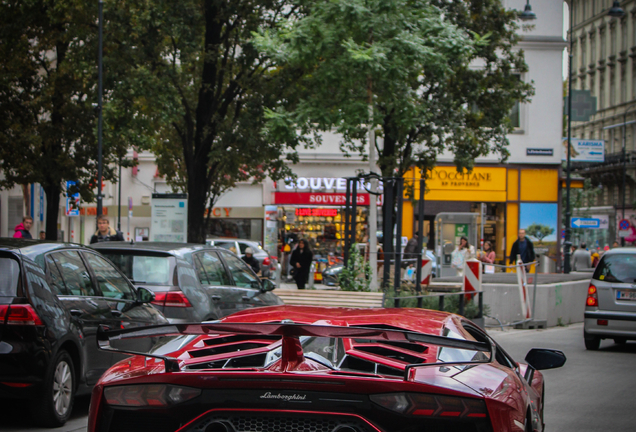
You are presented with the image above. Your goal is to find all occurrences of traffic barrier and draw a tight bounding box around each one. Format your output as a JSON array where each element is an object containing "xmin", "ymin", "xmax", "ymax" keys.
[
  {"xmin": 463, "ymin": 259, "xmax": 482, "ymax": 300},
  {"xmin": 421, "ymin": 258, "xmax": 433, "ymax": 286},
  {"xmin": 515, "ymin": 255, "xmax": 532, "ymax": 319}
]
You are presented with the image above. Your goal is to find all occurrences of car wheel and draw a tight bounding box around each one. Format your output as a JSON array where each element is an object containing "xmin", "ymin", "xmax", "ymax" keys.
[
  {"xmin": 33, "ymin": 350, "xmax": 75, "ymax": 427},
  {"xmin": 584, "ymin": 333, "xmax": 601, "ymax": 350},
  {"xmin": 614, "ymin": 338, "xmax": 627, "ymax": 345}
]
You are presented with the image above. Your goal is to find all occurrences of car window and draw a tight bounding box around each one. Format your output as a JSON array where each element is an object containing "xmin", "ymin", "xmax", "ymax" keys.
[
  {"xmin": 220, "ymin": 251, "xmax": 261, "ymax": 289},
  {"xmin": 593, "ymin": 254, "xmax": 636, "ymax": 283},
  {"xmin": 48, "ymin": 251, "xmax": 96, "ymax": 296},
  {"xmin": 100, "ymin": 253, "xmax": 174, "ymax": 286},
  {"xmin": 44, "ymin": 255, "xmax": 69, "ymax": 295},
  {"xmin": 437, "ymin": 327, "xmax": 490, "ymax": 365},
  {"xmin": 0, "ymin": 257, "xmax": 21, "ymax": 298},
  {"xmin": 195, "ymin": 252, "xmax": 230, "ymax": 286},
  {"xmin": 238, "ymin": 242, "xmax": 250, "ymax": 254},
  {"xmin": 216, "ymin": 242, "xmax": 239, "ymax": 255},
  {"xmin": 83, "ymin": 253, "xmax": 135, "ymax": 300}
]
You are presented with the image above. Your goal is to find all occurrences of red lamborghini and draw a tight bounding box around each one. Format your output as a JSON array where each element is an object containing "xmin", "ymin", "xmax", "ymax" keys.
[{"xmin": 88, "ymin": 306, "xmax": 565, "ymax": 432}]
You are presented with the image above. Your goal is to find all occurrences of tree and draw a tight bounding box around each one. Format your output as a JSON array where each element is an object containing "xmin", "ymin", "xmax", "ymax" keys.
[
  {"xmin": 525, "ymin": 223, "xmax": 555, "ymax": 243},
  {"xmin": 0, "ymin": 1, "xmax": 127, "ymax": 239},
  {"xmin": 101, "ymin": 0, "xmax": 307, "ymax": 243},
  {"xmin": 254, "ymin": 0, "xmax": 533, "ymax": 180}
]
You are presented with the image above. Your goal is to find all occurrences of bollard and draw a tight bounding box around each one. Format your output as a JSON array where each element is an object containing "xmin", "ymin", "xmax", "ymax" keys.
[{"xmin": 308, "ymin": 262, "xmax": 316, "ymax": 289}]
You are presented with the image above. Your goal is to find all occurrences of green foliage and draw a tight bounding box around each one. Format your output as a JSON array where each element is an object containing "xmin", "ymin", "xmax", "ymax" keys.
[
  {"xmin": 525, "ymin": 223, "xmax": 555, "ymax": 243},
  {"xmin": 383, "ymin": 286, "xmax": 488, "ymax": 319},
  {"xmin": 254, "ymin": 0, "xmax": 534, "ymax": 178},
  {"xmin": 339, "ymin": 244, "xmax": 372, "ymax": 292},
  {"xmin": 0, "ymin": 0, "xmax": 128, "ymax": 237},
  {"xmin": 562, "ymin": 178, "xmax": 602, "ymax": 233},
  {"xmin": 101, "ymin": 0, "xmax": 307, "ymax": 242}
]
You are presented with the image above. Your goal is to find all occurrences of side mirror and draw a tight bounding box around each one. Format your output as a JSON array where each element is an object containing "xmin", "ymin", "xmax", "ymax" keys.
[
  {"xmin": 136, "ymin": 287, "xmax": 155, "ymax": 304},
  {"xmin": 260, "ymin": 278, "xmax": 276, "ymax": 292},
  {"xmin": 524, "ymin": 348, "xmax": 566, "ymax": 370}
]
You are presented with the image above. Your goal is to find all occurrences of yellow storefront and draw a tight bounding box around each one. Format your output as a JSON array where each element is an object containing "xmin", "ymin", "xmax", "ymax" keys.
[{"xmin": 402, "ymin": 165, "xmax": 560, "ymax": 264}]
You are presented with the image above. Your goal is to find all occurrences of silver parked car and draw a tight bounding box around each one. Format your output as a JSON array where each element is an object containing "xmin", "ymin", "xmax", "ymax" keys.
[
  {"xmin": 584, "ymin": 247, "xmax": 636, "ymax": 350},
  {"xmin": 206, "ymin": 238, "xmax": 278, "ymax": 278}
]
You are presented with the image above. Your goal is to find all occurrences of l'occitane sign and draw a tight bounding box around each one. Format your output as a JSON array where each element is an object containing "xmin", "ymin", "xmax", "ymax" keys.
[{"xmin": 426, "ymin": 167, "xmax": 506, "ymax": 191}]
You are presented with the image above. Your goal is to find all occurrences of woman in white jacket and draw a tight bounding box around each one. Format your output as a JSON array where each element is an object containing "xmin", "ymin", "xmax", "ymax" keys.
[{"xmin": 451, "ymin": 236, "xmax": 475, "ymax": 277}]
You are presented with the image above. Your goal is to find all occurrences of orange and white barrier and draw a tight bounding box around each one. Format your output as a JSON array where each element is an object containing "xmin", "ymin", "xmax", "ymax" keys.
[
  {"xmin": 463, "ymin": 259, "xmax": 482, "ymax": 300},
  {"xmin": 420, "ymin": 258, "xmax": 433, "ymax": 286},
  {"xmin": 516, "ymin": 256, "xmax": 532, "ymax": 319}
]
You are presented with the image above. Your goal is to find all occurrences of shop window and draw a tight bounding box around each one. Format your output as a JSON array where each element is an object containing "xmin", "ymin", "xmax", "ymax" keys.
[{"xmin": 208, "ymin": 219, "xmax": 263, "ymax": 243}]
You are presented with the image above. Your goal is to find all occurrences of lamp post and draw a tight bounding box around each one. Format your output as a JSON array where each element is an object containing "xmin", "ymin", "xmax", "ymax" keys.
[
  {"xmin": 96, "ymin": 0, "xmax": 104, "ymax": 218},
  {"xmin": 519, "ymin": 0, "xmax": 537, "ymax": 21}
]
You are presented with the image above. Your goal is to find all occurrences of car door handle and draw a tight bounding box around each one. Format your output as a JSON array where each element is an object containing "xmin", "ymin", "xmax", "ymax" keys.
[
  {"xmin": 211, "ymin": 296, "xmax": 222, "ymax": 301},
  {"xmin": 69, "ymin": 309, "xmax": 83, "ymax": 317},
  {"xmin": 111, "ymin": 310, "xmax": 123, "ymax": 316}
]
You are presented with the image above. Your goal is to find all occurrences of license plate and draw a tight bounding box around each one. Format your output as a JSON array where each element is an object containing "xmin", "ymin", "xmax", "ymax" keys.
[{"xmin": 616, "ymin": 291, "xmax": 636, "ymax": 301}]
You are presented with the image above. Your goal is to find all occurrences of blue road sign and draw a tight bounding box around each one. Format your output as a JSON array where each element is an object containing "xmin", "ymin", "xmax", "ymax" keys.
[
  {"xmin": 619, "ymin": 219, "xmax": 630, "ymax": 230},
  {"xmin": 66, "ymin": 181, "xmax": 80, "ymax": 217},
  {"xmin": 571, "ymin": 217, "xmax": 600, "ymax": 229}
]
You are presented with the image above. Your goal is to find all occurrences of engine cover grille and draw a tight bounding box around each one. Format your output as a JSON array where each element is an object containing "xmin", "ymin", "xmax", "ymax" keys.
[{"xmin": 185, "ymin": 412, "xmax": 378, "ymax": 432}]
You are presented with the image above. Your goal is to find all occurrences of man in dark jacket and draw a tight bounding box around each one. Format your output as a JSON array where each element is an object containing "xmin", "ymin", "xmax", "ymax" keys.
[
  {"xmin": 509, "ymin": 229, "xmax": 535, "ymax": 264},
  {"xmin": 13, "ymin": 216, "xmax": 33, "ymax": 239},
  {"xmin": 402, "ymin": 231, "xmax": 420, "ymax": 268},
  {"xmin": 90, "ymin": 215, "xmax": 125, "ymax": 244},
  {"xmin": 242, "ymin": 247, "xmax": 261, "ymax": 274}
]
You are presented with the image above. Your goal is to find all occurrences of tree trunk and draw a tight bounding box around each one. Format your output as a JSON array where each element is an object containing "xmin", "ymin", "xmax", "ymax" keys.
[
  {"xmin": 186, "ymin": 166, "xmax": 209, "ymax": 244},
  {"xmin": 44, "ymin": 183, "xmax": 61, "ymax": 241}
]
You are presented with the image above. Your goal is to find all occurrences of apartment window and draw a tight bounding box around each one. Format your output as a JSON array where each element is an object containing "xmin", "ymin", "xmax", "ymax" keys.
[
  {"xmin": 621, "ymin": 63, "xmax": 627, "ymax": 103},
  {"xmin": 600, "ymin": 71, "xmax": 605, "ymax": 109},
  {"xmin": 590, "ymin": 74, "xmax": 596, "ymax": 96},
  {"xmin": 600, "ymin": 28, "xmax": 606, "ymax": 59},
  {"xmin": 572, "ymin": 41, "xmax": 578, "ymax": 70},
  {"xmin": 621, "ymin": 19, "xmax": 627, "ymax": 51},
  {"xmin": 581, "ymin": 37, "xmax": 587, "ymax": 67},
  {"xmin": 610, "ymin": 68, "xmax": 616, "ymax": 106},
  {"xmin": 509, "ymin": 74, "xmax": 521, "ymax": 129},
  {"xmin": 633, "ymin": 16, "xmax": 636, "ymax": 47},
  {"xmin": 591, "ymin": 34, "xmax": 596, "ymax": 63},
  {"xmin": 633, "ymin": 60, "xmax": 636, "ymax": 99},
  {"xmin": 611, "ymin": 24, "xmax": 617, "ymax": 55}
]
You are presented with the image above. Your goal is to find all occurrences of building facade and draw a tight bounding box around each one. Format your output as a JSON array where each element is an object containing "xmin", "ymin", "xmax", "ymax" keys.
[{"xmin": 568, "ymin": 0, "xmax": 636, "ymax": 247}]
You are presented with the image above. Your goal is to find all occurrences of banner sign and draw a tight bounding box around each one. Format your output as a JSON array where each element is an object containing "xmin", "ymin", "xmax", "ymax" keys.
[
  {"xmin": 273, "ymin": 192, "xmax": 370, "ymax": 206},
  {"xmin": 561, "ymin": 139, "xmax": 605, "ymax": 162}
]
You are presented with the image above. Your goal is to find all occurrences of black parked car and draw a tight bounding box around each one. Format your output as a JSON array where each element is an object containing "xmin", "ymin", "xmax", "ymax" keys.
[
  {"xmin": 92, "ymin": 242, "xmax": 283, "ymax": 320},
  {"xmin": 0, "ymin": 239, "xmax": 167, "ymax": 427}
]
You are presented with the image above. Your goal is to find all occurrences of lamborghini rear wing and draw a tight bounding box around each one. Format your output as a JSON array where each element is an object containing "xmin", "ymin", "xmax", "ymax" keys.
[{"xmin": 97, "ymin": 322, "xmax": 493, "ymax": 377}]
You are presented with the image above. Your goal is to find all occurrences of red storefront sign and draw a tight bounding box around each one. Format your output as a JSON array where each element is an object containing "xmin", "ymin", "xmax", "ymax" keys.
[
  {"xmin": 295, "ymin": 208, "xmax": 339, "ymax": 217},
  {"xmin": 274, "ymin": 192, "xmax": 370, "ymax": 206}
]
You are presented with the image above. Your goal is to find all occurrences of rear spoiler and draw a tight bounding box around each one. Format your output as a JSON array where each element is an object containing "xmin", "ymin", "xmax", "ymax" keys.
[{"xmin": 97, "ymin": 322, "xmax": 492, "ymax": 376}]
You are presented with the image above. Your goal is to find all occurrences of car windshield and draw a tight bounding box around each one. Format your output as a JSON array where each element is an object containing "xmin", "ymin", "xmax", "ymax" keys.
[
  {"xmin": 101, "ymin": 253, "xmax": 174, "ymax": 286},
  {"xmin": 0, "ymin": 257, "xmax": 20, "ymax": 299},
  {"xmin": 593, "ymin": 254, "xmax": 636, "ymax": 283},
  {"xmin": 437, "ymin": 328, "xmax": 490, "ymax": 365}
]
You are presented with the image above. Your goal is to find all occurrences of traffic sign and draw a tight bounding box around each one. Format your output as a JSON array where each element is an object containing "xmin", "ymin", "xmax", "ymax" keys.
[
  {"xmin": 619, "ymin": 230, "xmax": 631, "ymax": 238},
  {"xmin": 619, "ymin": 219, "xmax": 631, "ymax": 231},
  {"xmin": 65, "ymin": 181, "xmax": 80, "ymax": 217},
  {"xmin": 571, "ymin": 217, "xmax": 600, "ymax": 229}
]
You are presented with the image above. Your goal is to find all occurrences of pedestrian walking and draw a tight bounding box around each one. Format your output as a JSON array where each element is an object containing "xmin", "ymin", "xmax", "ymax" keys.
[
  {"xmin": 612, "ymin": 241, "xmax": 620, "ymax": 249},
  {"xmin": 402, "ymin": 231, "xmax": 420, "ymax": 267},
  {"xmin": 13, "ymin": 216, "xmax": 33, "ymax": 239},
  {"xmin": 508, "ymin": 229, "xmax": 535, "ymax": 265},
  {"xmin": 451, "ymin": 236, "xmax": 474, "ymax": 277},
  {"xmin": 572, "ymin": 242, "xmax": 592, "ymax": 271},
  {"xmin": 591, "ymin": 248, "xmax": 600, "ymax": 267},
  {"xmin": 242, "ymin": 247, "xmax": 261, "ymax": 274},
  {"xmin": 478, "ymin": 241, "xmax": 496, "ymax": 264},
  {"xmin": 39, "ymin": 230, "xmax": 46, "ymax": 240},
  {"xmin": 290, "ymin": 239, "xmax": 313, "ymax": 290},
  {"xmin": 89, "ymin": 215, "xmax": 124, "ymax": 244}
]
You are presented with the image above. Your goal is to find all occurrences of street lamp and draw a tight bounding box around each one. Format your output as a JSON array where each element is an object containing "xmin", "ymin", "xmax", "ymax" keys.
[
  {"xmin": 96, "ymin": 0, "xmax": 104, "ymax": 219},
  {"xmin": 519, "ymin": 0, "xmax": 537, "ymax": 21}
]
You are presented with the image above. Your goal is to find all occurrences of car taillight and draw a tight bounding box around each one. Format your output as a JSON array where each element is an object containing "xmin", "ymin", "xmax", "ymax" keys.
[
  {"xmin": 104, "ymin": 384, "xmax": 201, "ymax": 407},
  {"xmin": 152, "ymin": 291, "xmax": 192, "ymax": 308},
  {"xmin": 586, "ymin": 284, "xmax": 598, "ymax": 307},
  {"xmin": 370, "ymin": 393, "xmax": 488, "ymax": 419},
  {"xmin": 0, "ymin": 304, "xmax": 43, "ymax": 326},
  {"xmin": 263, "ymin": 257, "xmax": 271, "ymax": 266}
]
